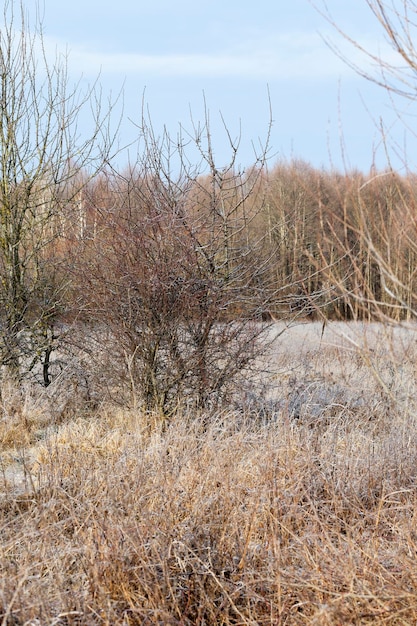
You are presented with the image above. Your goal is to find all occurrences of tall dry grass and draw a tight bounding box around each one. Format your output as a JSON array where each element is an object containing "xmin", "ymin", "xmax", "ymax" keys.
[{"xmin": 1, "ymin": 322, "xmax": 417, "ymax": 625}]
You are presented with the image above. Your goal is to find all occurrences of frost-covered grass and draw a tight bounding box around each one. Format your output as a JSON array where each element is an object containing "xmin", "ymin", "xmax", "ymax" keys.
[{"xmin": 1, "ymin": 321, "xmax": 417, "ymax": 625}]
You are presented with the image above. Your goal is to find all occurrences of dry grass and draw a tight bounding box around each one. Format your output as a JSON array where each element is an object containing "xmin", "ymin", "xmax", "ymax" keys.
[{"xmin": 1, "ymin": 322, "xmax": 417, "ymax": 625}]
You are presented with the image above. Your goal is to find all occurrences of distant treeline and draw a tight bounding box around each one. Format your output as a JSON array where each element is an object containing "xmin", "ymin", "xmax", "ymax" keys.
[{"xmin": 59, "ymin": 160, "xmax": 417, "ymax": 323}]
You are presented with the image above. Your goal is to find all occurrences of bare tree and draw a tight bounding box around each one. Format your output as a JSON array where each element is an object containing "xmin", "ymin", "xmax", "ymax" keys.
[
  {"xmin": 317, "ymin": 0, "xmax": 417, "ymax": 100},
  {"xmin": 0, "ymin": 0, "xmax": 116, "ymax": 384},
  {"xmin": 313, "ymin": 0, "xmax": 417, "ymax": 321}
]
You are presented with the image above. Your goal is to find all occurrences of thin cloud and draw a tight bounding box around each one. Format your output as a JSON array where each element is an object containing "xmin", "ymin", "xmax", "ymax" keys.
[{"xmin": 41, "ymin": 30, "xmax": 396, "ymax": 82}]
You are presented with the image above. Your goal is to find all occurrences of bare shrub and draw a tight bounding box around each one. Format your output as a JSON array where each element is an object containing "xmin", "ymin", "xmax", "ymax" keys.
[{"xmin": 73, "ymin": 107, "xmax": 293, "ymax": 415}]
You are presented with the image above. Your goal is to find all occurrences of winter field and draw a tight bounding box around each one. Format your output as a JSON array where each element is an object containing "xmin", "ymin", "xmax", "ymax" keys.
[{"xmin": 1, "ymin": 321, "xmax": 417, "ymax": 624}]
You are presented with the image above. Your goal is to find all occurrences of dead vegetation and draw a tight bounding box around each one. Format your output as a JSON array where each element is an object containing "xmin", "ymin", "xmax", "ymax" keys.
[
  {"xmin": 1, "ymin": 322, "xmax": 417, "ymax": 625},
  {"xmin": 3, "ymin": 0, "xmax": 417, "ymax": 623}
]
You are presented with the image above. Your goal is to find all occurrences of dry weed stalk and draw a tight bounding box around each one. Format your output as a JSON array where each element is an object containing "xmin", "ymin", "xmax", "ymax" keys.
[{"xmin": 1, "ymin": 327, "xmax": 417, "ymax": 624}]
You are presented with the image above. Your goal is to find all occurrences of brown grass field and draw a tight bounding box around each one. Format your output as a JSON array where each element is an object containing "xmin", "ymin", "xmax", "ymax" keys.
[{"xmin": 2, "ymin": 321, "xmax": 417, "ymax": 625}]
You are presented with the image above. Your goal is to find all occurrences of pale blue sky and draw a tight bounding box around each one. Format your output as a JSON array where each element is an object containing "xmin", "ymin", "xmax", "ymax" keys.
[{"xmin": 30, "ymin": 1, "xmax": 417, "ymax": 171}]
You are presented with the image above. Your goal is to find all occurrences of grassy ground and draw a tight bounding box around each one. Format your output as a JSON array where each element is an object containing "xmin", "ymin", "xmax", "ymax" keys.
[{"xmin": 1, "ymin": 321, "xmax": 417, "ymax": 625}]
